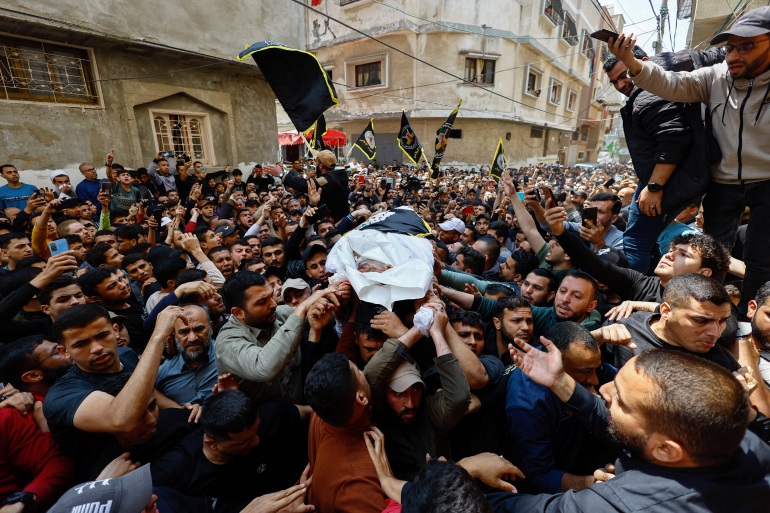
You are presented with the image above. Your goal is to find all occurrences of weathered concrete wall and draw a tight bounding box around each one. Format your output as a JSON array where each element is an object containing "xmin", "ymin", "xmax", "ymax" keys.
[
  {"xmin": 1, "ymin": 43, "xmax": 278, "ymax": 188},
  {"xmin": 0, "ymin": 0, "xmax": 305, "ymax": 61}
]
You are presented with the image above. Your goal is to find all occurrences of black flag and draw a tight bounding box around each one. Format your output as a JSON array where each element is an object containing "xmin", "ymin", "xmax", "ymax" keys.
[
  {"xmin": 306, "ymin": 114, "xmax": 329, "ymax": 151},
  {"xmin": 398, "ymin": 111, "xmax": 424, "ymax": 166},
  {"xmin": 430, "ymin": 100, "xmax": 462, "ymax": 179},
  {"xmin": 490, "ymin": 139, "xmax": 506, "ymax": 180},
  {"xmin": 352, "ymin": 118, "xmax": 376, "ymax": 160},
  {"xmin": 238, "ymin": 42, "xmax": 338, "ymax": 132}
]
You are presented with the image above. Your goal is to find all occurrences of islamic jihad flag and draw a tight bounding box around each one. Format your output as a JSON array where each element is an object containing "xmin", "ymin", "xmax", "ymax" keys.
[
  {"xmin": 305, "ymin": 114, "xmax": 329, "ymax": 151},
  {"xmin": 238, "ymin": 42, "xmax": 338, "ymax": 132},
  {"xmin": 398, "ymin": 111, "xmax": 424, "ymax": 166},
  {"xmin": 353, "ymin": 119, "xmax": 377, "ymax": 160},
  {"xmin": 430, "ymin": 99, "xmax": 462, "ymax": 179},
  {"xmin": 490, "ymin": 138, "xmax": 506, "ymax": 179}
]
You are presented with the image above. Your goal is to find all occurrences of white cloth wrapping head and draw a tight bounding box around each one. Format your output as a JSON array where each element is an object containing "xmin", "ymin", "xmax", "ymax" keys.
[{"xmin": 326, "ymin": 230, "xmax": 434, "ymax": 310}]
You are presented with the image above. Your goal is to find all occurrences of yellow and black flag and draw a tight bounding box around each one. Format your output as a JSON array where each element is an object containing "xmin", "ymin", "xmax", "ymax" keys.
[
  {"xmin": 398, "ymin": 111, "xmax": 424, "ymax": 166},
  {"xmin": 305, "ymin": 114, "xmax": 329, "ymax": 151},
  {"xmin": 430, "ymin": 99, "xmax": 462, "ymax": 179},
  {"xmin": 353, "ymin": 118, "xmax": 376, "ymax": 160},
  {"xmin": 238, "ymin": 42, "xmax": 337, "ymax": 132},
  {"xmin": 490, "ymin": 139, "xmax": 506, "ymax": 179}
]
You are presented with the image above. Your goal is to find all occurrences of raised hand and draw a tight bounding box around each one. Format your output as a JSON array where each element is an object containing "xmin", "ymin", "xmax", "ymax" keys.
[
  {"xmin": 508, "ymin": 336, "xmax": 565, "ymax": 389},
  {"xmin": 544, "ymin": 206, "xmax": 568, "ymax": 236},
  {"xmin": 307, "ymin": 179, "xmax": 321, "ymax": 206}
]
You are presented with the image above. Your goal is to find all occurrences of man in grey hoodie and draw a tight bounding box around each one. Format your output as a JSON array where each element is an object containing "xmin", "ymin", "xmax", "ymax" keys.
[{"xmin": 608, "ymin": 6, "xmax": 770, "ymax": 318}]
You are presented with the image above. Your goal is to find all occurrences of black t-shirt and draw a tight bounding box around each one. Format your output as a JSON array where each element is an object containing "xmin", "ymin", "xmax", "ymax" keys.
[
  {"xmin": 106, "ymin": 298, "xmax": 148, "ymax": 353},
  {"xmin": 609, "ymin": 311, "xmax": 740, "ymax": 371},
  {"xmin": 151, "ymin": 401, "xmax": 303, "ymax": 502},
  {"xmin": 44, "ymin": 348, "xmax": 139, "ymax": 479}
]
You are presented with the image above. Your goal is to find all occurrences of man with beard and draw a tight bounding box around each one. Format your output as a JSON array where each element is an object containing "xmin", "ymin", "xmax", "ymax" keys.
[
  {"xmin": 530, "ymin": 270, "xmax": 603, "ymax": 336},
  {"xmin": 520, "ymin": 268, "xmax": 558, "ymax": 306},
  {"xmin": 0, "ymin": 335, "xmax": 73, "ymax": 398},
  {"xmin": 364, "ymin": 304, "xmax": 471, "ymax": 481},
  {"xmin": 0, "ymin": 336, "xmax": 75, "ymax": 512},
  {"xmin": 492, "ymin": 297, "xmax": 534, "ymax": 363},
  {"xmin": 450, "ymin": 271, "xmax": 602, "ymax": 344},
  {"xmin": 610, "ymin": 8, "xmax": 770, "ymax": 319},
  {"xmin": 749, "ymin": 281, "xmax": 770, "ymax": 385},
  {"xmin": 216, "ymin": 271, "xmax": 338, "ymax": 403},
  {"xmin": 491, "ymin": 346, "xmax": 770, "ymax": 512},
  {"xmin": 155, "ymin": 304, "xmax": 218, "ymax": 407},
  {"xmin": 505, "ymin": 322, "xmax": 616, "ymax": 494}
]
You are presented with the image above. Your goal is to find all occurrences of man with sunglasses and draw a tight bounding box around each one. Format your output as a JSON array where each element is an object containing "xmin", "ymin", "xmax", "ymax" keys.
[{"xmin": 609, "ymin": 6, "xmax": 770, "ymax": 320}]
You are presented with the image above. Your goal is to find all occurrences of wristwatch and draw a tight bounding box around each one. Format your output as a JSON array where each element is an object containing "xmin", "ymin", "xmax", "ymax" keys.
[
  {"xmin": 646, "ymin": 182, "xmax": 664, "ymax": 193},
  {"xmin": 2, "ymin": 491, "xmax": 35, "ymax": 509}
]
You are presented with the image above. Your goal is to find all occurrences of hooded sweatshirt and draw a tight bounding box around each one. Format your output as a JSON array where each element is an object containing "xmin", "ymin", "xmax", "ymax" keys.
[{"xmin": 632, "ymin": 60, "xmax": 770, "ymax": 184}]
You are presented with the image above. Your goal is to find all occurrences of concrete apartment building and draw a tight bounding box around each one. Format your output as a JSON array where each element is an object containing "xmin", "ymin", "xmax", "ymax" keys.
[
  {"xmin": 0, "ymin": 0, "xmax": 302, "ymax": 186},
  {"xmin": 678, "ymin": 0, "xmax": 754, "ymax": 50},
  {"xmin": 301, "ymin": 0, "xmax": 615, "ymax": 167}
]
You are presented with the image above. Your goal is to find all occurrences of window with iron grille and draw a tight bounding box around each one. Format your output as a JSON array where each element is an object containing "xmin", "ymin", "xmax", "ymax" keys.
[
  {"xmin": 530, "ymin": 127, "xmax": 544, "ymax": 138},
  {"xmin": 0, "ymin": 34, "xmax": 99, "ymax": 104},
  {"xmin": 152, "ymin": 112, "xmax": 213, "ymax": 164},
  {"xmin": 464, "ymin": 58, "xmax": 495, "ymax": 84},
  {"xmin": 355, "ymin": 61, "xmax": 381, "ymax": 87}
]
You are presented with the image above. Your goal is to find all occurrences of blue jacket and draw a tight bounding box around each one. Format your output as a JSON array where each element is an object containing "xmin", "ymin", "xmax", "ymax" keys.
[{"xmin": 490, "ymin": 384, "xmax": 770, "ymax": 512}]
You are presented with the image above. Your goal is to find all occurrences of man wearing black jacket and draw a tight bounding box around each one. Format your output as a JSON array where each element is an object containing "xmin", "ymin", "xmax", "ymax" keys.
[
  {"xmin": 606, "ymin": 46, "xmax": 725, "ymax": 274},
  {"xmin": 492, "ymin": 344, "xmax": 770, "ymax": 512},
  {"xmin": 606, "ymin": 47, "xmax": 691, "ymax": 273},
  {"xmin": 267, "ymin": 150, "xmax": 350, "ymax": 223}
]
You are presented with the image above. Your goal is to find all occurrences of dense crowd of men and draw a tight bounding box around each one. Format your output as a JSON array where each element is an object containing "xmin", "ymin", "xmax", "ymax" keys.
[{"xmin": 0, "ymin": 7, "xmax": 769, "ymax": 513}]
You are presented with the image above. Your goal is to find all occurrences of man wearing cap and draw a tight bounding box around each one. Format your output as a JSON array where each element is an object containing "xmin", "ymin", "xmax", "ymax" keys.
[
  {"xmin": 282, "ymin": 278, "xmax": 311, "ymax": 307},
  {"xmin": 364, "ymin": 305, "xmax": 471, "ymax": 481},
  {"xmin": 48, "ymin": 464, "xmax": 156, "ymax": 513},
  {"xmin": 437, "ymin": 217, "xmax": 465, "ymax": 245},
  {"xmin": 49, "ymin": 170, "xmax": 76, "ymax": 199},
  {"xmin": 215, "ymin": 225, "xmax": 239, "ymax": 248},
  {"xmin": 267, "ymin": 149, "xmax": 350, "ymax": 223},
  {"xmin": 609, "ymin": 6, "xmax": 770, "ymax": 318},
  {"xmin": 195, "ymin": 198, "xmax": 217, "ymax": 226}
]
